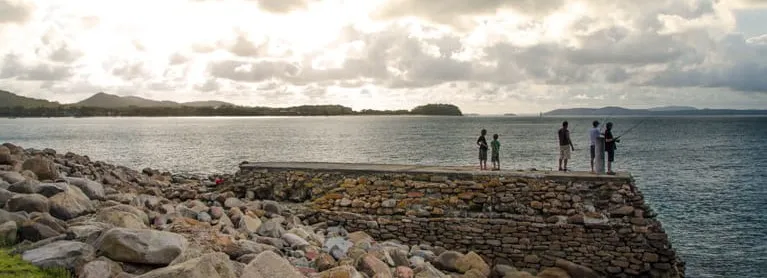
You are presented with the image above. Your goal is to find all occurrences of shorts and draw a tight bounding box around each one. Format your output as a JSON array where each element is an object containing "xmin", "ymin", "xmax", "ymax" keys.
[
  {"xmin": 559, "ymin": 145, "xmax": 571, "ymax": 160},
  {"xmin": 606, "ymin": 149, "xmax": 615, "ymax": 162},
  {"xmin": 491, "ymin": 152, "xmax": 499, "ymax": 162},
  {"xmin": 590, "ymin": 145, "xmax": 596, "ymax": 159},
  {"xmin": 479, "ymin": 149, "xmax": 488, "ymax": 161}
]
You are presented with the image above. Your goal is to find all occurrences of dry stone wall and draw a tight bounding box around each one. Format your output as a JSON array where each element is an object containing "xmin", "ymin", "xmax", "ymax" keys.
[{"xmin": 233, "ymin": 164, "xmax": 685, "ymax": 277}]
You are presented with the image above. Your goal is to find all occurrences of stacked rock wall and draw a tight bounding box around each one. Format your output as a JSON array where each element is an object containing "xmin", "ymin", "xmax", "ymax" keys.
[{"xmin": 233, "ymin": 164, "xmax": 685, "ymax": 277}]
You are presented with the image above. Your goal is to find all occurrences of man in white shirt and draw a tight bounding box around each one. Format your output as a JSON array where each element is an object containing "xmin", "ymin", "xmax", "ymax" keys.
[{"xmin": 589, "ymin": 120, "xmax": 601, "ymax": 173}]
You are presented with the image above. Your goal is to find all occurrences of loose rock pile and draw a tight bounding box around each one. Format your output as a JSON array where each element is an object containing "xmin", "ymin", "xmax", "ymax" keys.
[{"xmin": 1, "ymin": 143, "xmax": 591, "ymax": 278}]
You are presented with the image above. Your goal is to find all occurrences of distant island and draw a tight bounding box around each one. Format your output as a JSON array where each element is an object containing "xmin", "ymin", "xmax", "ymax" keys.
[
  {"xmin": 1, "ymin": 90, "xmax": 463, "ymax": 117},
  {"xmin": 503, "ymin": 113, "xmax": 517, "ymax": 116},
  {"xmin": 544, "ymin": 106, "xmax": 767, "ymax": 116}
]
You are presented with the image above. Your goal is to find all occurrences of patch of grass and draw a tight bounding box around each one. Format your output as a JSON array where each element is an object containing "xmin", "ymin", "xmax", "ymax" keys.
[{"xmin": 0, "ymin": 248, "xmax": 72, "ymax": 278}]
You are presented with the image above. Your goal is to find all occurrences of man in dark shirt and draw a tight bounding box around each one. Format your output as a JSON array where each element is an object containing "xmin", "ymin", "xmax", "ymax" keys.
[
  {"xmin": 477, "ymin": 129, "xmax": 489, "ymax": 170},
  {"xmin": 558, "ymin": 121, "xmax": 575, "ymax": 171},
  {"xmin": 604, "ymin": 122, "xmax": 619, "ymax": 175}
]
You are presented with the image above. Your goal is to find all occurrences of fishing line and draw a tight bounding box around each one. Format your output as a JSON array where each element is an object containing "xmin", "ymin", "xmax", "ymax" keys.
[{"xmin": 616, "ymin": 118, "xmax": 648, "ymax": 139}]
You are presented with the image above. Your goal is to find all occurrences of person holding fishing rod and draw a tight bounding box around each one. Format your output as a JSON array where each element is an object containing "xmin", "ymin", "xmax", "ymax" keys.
[{"xmin": 603, "ymin": 122, "xmax": 620, "ymax": 175}]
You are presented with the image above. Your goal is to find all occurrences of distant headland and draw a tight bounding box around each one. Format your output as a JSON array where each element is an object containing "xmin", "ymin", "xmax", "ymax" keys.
[
  {"xmin": 0, "ymin": 90, "xmax": 463, "ymax": 117},
  {"xmin": 544, "ymin": 106, "xmax": 767, "ymax": 116}
]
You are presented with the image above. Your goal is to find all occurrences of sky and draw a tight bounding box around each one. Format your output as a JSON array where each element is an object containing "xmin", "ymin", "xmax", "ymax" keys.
[{"xmin": 1, "ymin": 0, "xmax": 766, "ymax": 114}]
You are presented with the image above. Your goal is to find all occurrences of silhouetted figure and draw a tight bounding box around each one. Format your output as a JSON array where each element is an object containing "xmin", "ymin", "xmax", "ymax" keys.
[
  {"xmin": 604, "ymin": 122, "xmax": 619, "ymax": 175},
  {"xmin": 491, "ymin": 134, "xmax": 501, "ymax": 171},
  {"xmin": 558, "ymin": 121, "xmax": 574, "ymax": 171},
  {"xmin": 589, "ymin": 120, "xmax": 601, "ymax": 173},
  {"xmin": 477, "ymin": 129, "xmax": 489, "ymax": 170}
]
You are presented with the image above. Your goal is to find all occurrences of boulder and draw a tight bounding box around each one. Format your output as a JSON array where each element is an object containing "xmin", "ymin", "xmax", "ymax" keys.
[
  {"xmin": 62, "ymin": 177, "xmax": 106, "ymax": 200},
  {"xmin": 554, "ymin": 259, "xmax": 601, "ymax": 278},
  {"xmin": 5, "ymin": 193, "xmax": 49, "ymax": 213},
  {"xmin": 36, "ymin": 182, "xmax": 69, "ymax": 198},
  {"xmin": 7, "ymin": 179, "xmax": 41, "ymax": 194},
  {"xmin": 241, "ymin": 251, "xmax": 303, "ymax": 278},
  {"xmin": 504, "ymin": 272, "xmax": 535, "ymax": 278},
  {"xmin": 0, "ymin": 171, "xmax": 26, "ymax": 184},
  {"xmin": 0, "ymin": 146, "xmax": 12, "ymax": 164},
  {"xmin": 434, "ymin": 251, "xmax": 463, "ymax": 272},
  {"xmin": 221, "ymin": 239, "xmax": 278, "ymax": 259},
  {"xmin": 21, "ymin": 240, "xmax": 95, "ymax": 271},
  {"xmin": 133, "ymin": 252, "xmax": 238, "ymax": 278},
  {"xmin": 95, "ymin": 204, "xmax": 149, "ymax": 229},
  {"xmin": 0, "ymin": 220, "xmax": 17, "ymax": 245},
  {"xmin": 67, "ymin": 224, "xmax": 106, "ymax": 242},
  {"xmin": 257, "ymin": 217, "xmax": 286, "ymax": 238},
  {"xmin": 357, "ymin": 254, "xmax": 392, "ymax": 278},
  {"xmin": 22, "ymin": 157, "xmax": 60, "ymax": 181},
  {"xmin": 282, "ymin": 232, "xmax": 310, "ymax": 248},
  {"xmin": 261, "ymin": 200, "xmax": 283, "ymax": 215},
  {"xmin": 0, "ymin": 180, "xmax": 9, "ymax": 190},
  {"xmin": 238, "ymin": 215, "xmax": 262, "ymax": 234},
  {"xmin": 536, "ymin": 267, "xmax": 571, "ymax": 278},
  {"xmin": 223, "ymin": 197, "xmax": 245, "ymax": 209},
  {"xmin": 395, "ymin": 266, "xmax": 414, "ymax": 278},
  {"xmin": 492, "ymin": 265, "xmax": 519, "ymax": 278},
  {"xmin": 19, "ymin": 221, "xmax": 61, "ymax": 242},
  {"xmin": 49, "ymin": 185, "xmax": 94, "ymax": 220},
  {"xmin": 314, "ymin": 252, "xmax": 337, "ymax": 272},
  {"xmin": 455, "ymin": 252, "xmax": 490, "ymax": 277},
  {"xmin": 314, "ymin": 265, "xmax": 363, "ymax": 278},
  {"xmin": 95, "ymin": 228, "xmax": 188, "ymax": 265},
  {"xmin": 0, "ymin": 188, "xmax": 14, "ymax": 206},
  {"xmin": 79, "ymin": 256, "xmax": 124, "ymax": 278},
  {"xmin": 413, "ymin": 263, "xmax": 449, "ymax": 278}
]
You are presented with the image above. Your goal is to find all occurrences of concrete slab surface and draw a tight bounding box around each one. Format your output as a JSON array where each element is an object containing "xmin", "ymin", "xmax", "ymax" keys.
[{"xmin": 240, "ymin": 162, "xmax": 632, "ymax": 180}]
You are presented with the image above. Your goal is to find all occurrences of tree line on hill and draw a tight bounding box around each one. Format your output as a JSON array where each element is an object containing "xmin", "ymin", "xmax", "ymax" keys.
[{"xmin": 1, "ymin": 103, "xmax": 463, "ymax": 117}]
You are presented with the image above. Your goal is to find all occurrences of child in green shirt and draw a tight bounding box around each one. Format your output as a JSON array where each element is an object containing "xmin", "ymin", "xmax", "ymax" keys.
[{"xmin": 491, "ymin": 134, "xmax": 500, "ymax": 170}]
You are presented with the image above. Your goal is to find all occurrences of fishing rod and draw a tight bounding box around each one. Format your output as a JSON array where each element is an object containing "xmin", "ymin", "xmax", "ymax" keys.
[{"xmin": 615, "ymin": 118, "xmax": 648, "ymax": 139}]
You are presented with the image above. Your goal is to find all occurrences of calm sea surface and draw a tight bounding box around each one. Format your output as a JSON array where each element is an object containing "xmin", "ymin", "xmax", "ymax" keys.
[{"xmin": 1, "ymin": 116, "xmax": 765, "ymax": 277}]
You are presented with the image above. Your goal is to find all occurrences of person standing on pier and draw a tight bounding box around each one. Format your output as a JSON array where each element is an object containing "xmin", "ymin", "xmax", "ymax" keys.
[
  {"xmin": 477, "ymin": 129, "xmax": 489, "ymax": 170},
  {"xmin": 589, "ymin": 120, "xmax": 601, "ymax": 173},
  {"xmin": 604, "ymin": 122, "xmax": 619, "ymax": 175},
  {"xmin": 491, "ymin": 134, "xmax": 501, "ymax": 171},
  {"xmin": 558, "ymin": 121, "xmax": 574, "ymax": 171}
]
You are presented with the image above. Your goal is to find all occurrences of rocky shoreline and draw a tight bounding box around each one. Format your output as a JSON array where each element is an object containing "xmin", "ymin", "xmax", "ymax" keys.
[{"xmin": 1, "ymin": 143, "xmax": 604, "ymax": 278}]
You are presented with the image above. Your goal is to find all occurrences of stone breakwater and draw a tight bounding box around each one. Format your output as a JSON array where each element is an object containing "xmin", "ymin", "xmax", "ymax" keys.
[
  {"xmin": 2, "ymin": 143, "xmax": 621, "ymax": 278},
  {"xmin": 233, "ymin": 162, "xmax": 685, "ymax": 278}
]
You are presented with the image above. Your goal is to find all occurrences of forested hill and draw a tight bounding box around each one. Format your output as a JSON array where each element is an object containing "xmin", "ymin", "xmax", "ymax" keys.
[{"xmin": 1, "ymin": 91, "xmax": 463, "ymax": 117}]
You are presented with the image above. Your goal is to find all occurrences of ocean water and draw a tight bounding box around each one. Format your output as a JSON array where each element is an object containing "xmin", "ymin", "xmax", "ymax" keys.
[{"xmin": 1, "ymin": 115, "xmax": 765, "ymax": 277}]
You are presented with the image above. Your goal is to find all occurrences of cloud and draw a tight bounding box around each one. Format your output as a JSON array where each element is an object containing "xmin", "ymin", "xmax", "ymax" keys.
[
  {"xmin": 0, "ymin": 0, "xmax": 34, "ymax": 24},
  {"xmin": 251, "ymin": 0, "xmax": 311, "ymax": 13},
  {"xmin": 373, "ymin": 0, "xmax": 565, "ymax": 29},
  {"xmin": 1, "ymin": 0, "xmax": 766, "ymax": 112},
  {"xmin": 0, "ymin": 54, "xmax": 72, "ymax": 81}
]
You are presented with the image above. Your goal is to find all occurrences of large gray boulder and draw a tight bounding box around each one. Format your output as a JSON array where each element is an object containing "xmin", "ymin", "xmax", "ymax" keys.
[
  {"xmin": 62, "ymin": 177, "xmax": 105, "ymax": 200},
  {"xmin": 134, "ymin": 252, "xmax": 238, "ymax": 278},
  {"xmin": 240, "ymin": 251, "xmax": 303, "ymax": 278},
  {"xmin": 0, "ymin": 188, "xmax": 14, "ymax": 206},
  {"xmin": 49, "ymin": 185, "xmax": 95, "ymax": 220},
  {"xmin": 94, "ymin": 204, "xmax": 149, "ymax": 229},
  {"xmin": 95, "ymin": 228, "xmax": 188, "ymax": 265},
  {"xmin": 0, "ymin": 221, "xmax": 17, "ymax": 245},
  {"xmin": 0, "ymin": 171, "xmax": 25, "ymax": 184},
  {"xmin": 5, "ymin": 193, "xmax": 50, "ymax": 213},
  {"xmin": 21, "ymin": 240, "xmax": 95, "ymax": 271},
  {"xmin": 0, "ymin": 208, "xmax": 29, "ymax": 226},
  {"xmin": 79, "ymin": 256, "xmax": 124, "ymax": 278},
  {"xmin": 22, "ymin": 157, "xmax": 60, "ymax": 181}
]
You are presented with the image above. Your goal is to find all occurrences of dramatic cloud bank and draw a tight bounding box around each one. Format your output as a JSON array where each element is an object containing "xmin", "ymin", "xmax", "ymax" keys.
[{"xmin": 1, "ymin": 0, "xmax": 766, "ymax": 113}]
